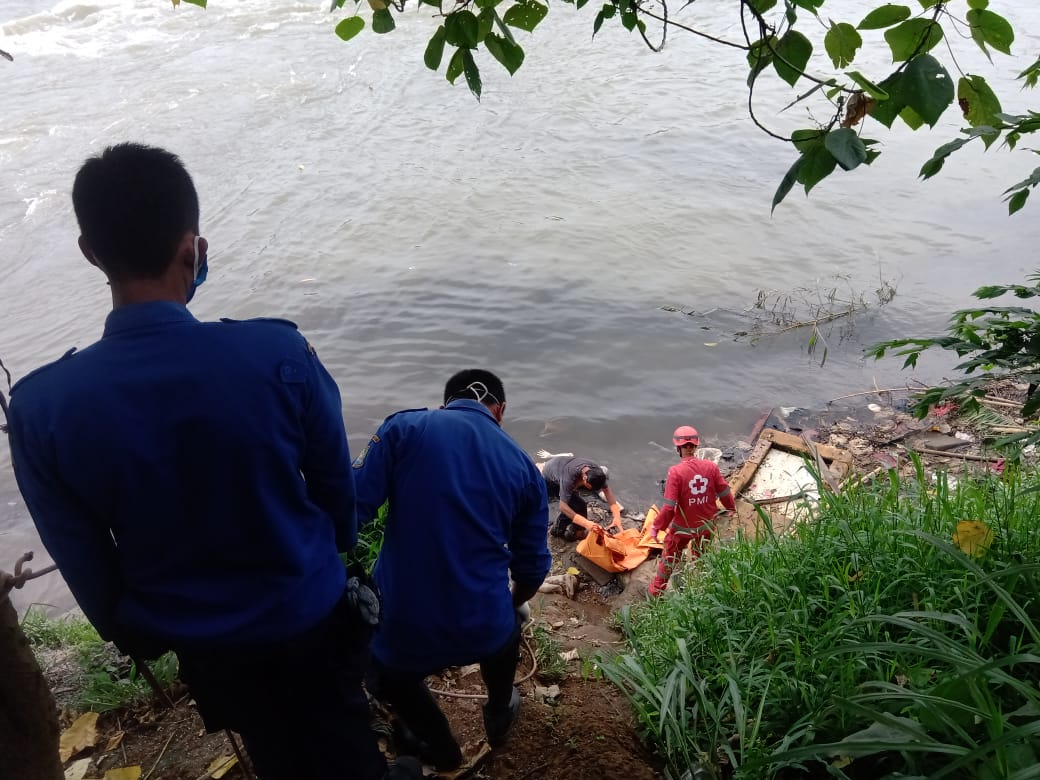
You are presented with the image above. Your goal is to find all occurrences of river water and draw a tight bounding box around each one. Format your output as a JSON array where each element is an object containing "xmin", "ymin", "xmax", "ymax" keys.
[{"xmin": 2, "ymin": 0, "xmax": 1038, "ymax": 613}]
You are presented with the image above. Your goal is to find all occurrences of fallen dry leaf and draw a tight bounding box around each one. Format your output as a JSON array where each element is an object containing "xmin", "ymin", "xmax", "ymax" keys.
[
  {"xmin": 60, "ymin": 712, "xmax": 100, "ymax": 762},
  {"xmin": 105, "ymin": 731, "xmax": 125, "ymax": 752},
  {"xmin": 104, "ymin": 767, "xmax": 141, "ymax": 780},
  {"xmin": 64, "ymin": 758, "xmax": 91, "ymax": 780},
  {"xmin": 953, "ymin": 520, "xmax": 993, "ymax": 558},
  {"xmin": 205, "ymin": 755, "xmax": 239, "ymax": 779}
]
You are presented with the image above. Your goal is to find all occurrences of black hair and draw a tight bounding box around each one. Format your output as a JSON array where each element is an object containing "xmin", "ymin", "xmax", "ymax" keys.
[
  {"xmin": 443, "ymin": 369, "xmax": 506, "ymax": 407},
  {"xmin": 586, "ymin": 466, "xmax": 607, "ymax": 492},
  {"xmin": 72, "ymin": 143, "xmax": 200, "ymax": 281}
]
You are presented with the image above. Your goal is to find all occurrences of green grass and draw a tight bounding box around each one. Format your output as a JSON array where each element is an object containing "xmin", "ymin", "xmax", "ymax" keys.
[
  {"xmin": 603, "ymin": 459, "xmax": 1040, "ymax": 778},
  {"xmin": 22, "ymin": 608, "xmax": 178, "ymax": 712},
  {"xmin": 21, "ymin": 607, "xmax": 102, "ymax": 648},
  {"xmin": 343, "ymin": 500, "xmax": 389, "ymax": 575},
  {"xmin": 531, "ymin": 623, "xmax": 569, "ymax": 684}
]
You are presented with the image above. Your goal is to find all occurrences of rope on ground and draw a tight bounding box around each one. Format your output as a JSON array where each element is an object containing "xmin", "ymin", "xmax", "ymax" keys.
[
  {"xmin": 428, "ymin": 631, "xmax": 539, "ymax": 700},
  {"xmin": 0, "ymin": 551, "xmax": 59, "ymax": 604}
]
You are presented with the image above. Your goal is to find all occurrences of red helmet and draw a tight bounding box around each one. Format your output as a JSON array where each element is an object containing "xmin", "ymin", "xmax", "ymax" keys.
[{"xmin": 672, "ymin": 426, "xmax": 699, "ymax": 447}]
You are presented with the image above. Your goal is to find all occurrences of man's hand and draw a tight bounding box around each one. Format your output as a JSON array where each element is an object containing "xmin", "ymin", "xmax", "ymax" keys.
[{"xmin": 573, "ymin": 515, "xmax": 594, "ymax": 531}]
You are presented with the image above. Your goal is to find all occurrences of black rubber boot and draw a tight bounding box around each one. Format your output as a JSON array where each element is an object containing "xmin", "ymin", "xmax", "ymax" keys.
[
  {"xmin": 482, "ymin": 686, "xmax": 520, "ymax": 748},
  {"xmin": 384, "ymin": 755, "xmax": 424, "ymax": 780}
]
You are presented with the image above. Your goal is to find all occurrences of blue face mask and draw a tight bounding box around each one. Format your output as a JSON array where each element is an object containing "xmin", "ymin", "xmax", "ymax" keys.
[{"xmin": 186, "ymin": 234, "xmax": 208, "ymax": 304}]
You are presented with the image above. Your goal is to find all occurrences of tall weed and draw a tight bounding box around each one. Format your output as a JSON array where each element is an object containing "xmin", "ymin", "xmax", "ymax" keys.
[{"xmin": 604, "ymin": 464, "xmax": 1040, "ymax": 778}]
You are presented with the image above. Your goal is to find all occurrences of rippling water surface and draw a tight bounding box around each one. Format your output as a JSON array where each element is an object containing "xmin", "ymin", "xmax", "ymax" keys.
[{"xmin": 1, "ymin": 0, "xmax": 1038, "ymax": 611}]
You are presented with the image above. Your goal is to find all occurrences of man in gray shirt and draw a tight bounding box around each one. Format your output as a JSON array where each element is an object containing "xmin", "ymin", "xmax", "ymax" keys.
[{"xmin": 538, "ymin": 456, "xmax": 624, "ymax": 541}]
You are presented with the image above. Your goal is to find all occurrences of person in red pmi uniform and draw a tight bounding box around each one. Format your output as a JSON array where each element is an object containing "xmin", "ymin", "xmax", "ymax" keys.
[{"xmin": 647, "ymin": 425, "xmax": 736, "ymax": 597}]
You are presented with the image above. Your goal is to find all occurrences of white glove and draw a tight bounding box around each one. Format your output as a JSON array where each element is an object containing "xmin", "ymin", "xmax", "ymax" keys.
[{"xmin": 517, "ymin": 601, "xmax": 532, "ymax": 627}]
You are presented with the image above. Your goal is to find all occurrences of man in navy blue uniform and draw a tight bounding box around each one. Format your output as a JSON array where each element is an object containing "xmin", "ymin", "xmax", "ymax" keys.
[
  {"xmin": 354, "ymin": 369, "xmax": 551, "ymax": 771},
  {"xmin": 6, "ymin": 143, "xmax": 418, "ymax": 780}
]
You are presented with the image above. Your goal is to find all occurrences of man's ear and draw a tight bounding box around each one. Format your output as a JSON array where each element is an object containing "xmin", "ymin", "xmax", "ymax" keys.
[
  {"xmin": 176, "ymin": 230, "xmax": 197, "ymax": 273},
  {"xmin": 79, "ymin": 236, "xmax": 98, "ymax": 267}
]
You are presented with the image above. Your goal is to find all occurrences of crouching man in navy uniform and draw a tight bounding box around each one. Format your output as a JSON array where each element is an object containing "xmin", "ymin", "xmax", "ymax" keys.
[
  {"xmin": 6, "ymin": 143, "xmax": 420, "ymax": 780},
  {"xmin": 353, "ymin": 369, "xmax": 551, "ymax": 772}
]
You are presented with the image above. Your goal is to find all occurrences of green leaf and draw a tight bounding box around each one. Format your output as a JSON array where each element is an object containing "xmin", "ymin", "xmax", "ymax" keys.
[
  {"xmin": 371, "ymin": 8, "xmax": 395, "ymax": 33},
  {"xmin": 484, "ymin": 31, "xmax": 525, "ymax": 75},
  {"xmin": 901, "ymin": 53, "xmax": 953, "ymax": 126},
  {"xmin": 746, "ymin": 0, "xmax": 777, "ymax": 13},
  {"xmin": 848, "ymin": 70, "xmax": 889, "ymax": 100},
  {"xmin": 824, "ymin": 128, "xmax": 868, "ymax": 171},
  {"xmin": 958, "ymin": 75, "xmax": 1002, "ymax": 148},
  {"xmin": 966, "ymin": 8, "xmax": 1014, "ymax": 57},
  {"xmin": 1008, "ymin": 189, "xmax": 1030, "ymax": 215},
  {"xmin": 967, "ymin": 0, "xmax": 988, "ymax": 8},
  {"xmin": 1019, "ymin": 58, "xmax": 1040, "ymax": 89},
  {"xmin": 869, "ymin": 72, "xmax": 905, "ymax": 127},
  {"xmin": 772, "ymin": 157, "xmax": 804, "ymax": 213},
  {"xmin": 1003, "ymin": 167, "xmax": 1040, "ymax": 196},
  {"xmin": 446, "ymin": 47, "xmax": 465, "ymax": 84},
  {"xmin": 858, "ymin": 4, "xmax": 910, "ymax": 30},
  {"xmin": 477, "ymin": 8, "xmax": 494, "ymax": 42},
  {"xmin": 593, "ymin": 3, "xmax": 615, "ymax": 37},
  {"xmin": 335, "ymin": 15, "xmax": 365, "ymax": 41},
  {"xmin": 620, "ymin": 6, "xmax": 638, "ymax": 31},
  {"xmin": 873, "ymin": 54, "xmax": 953, "ymax": 128},
  {"xmin": 462, "ymin": 49, "xmax": 481, "ymax": 99},
  {"xmin": 884, "ymin": 18, "xmax": 943, "ymax": 62},
  {"xmin": 503, "ymin": 0, "xmax": 548, "ymax": 32},
  {"xmin": 825, "ymin": 22, "xmax": 862, "ymax": 69},
  {"xmin": 773, "ymin": 30, "xmax": 813, "ymax": 87},
  {"xmin": 424, "ymin": 25, "xmax": 447, "ymax": 70},
  {"xmin": 181, "ymin": 0, "xmax": 206, "ymax": 6},
  {"xmin": 474, "ymin": 0, "xmax": 502, "ymax": 7},
  {"xmin": 746, "ymin": 36, "xmax": 776, "ymax": 85},
  {"xmin": 919, "ymin": 136, "xmax": 971, "ymax": 180},
  {"xmin": 791, "ymin": 128, "xmax": 823, "ymax": 153},
  {"xmin": 899, "ymin": 105, "xmax": 925, "ymax": 130},
  {"xmin": 445, "ymin": 10, "xmax": 479, "ymax": 47},
  {"xmin": 796, "ymin": 144, "xmax": 838, "ymax": 193}
]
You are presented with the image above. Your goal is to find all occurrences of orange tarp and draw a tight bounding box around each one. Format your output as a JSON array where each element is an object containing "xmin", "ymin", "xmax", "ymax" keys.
[
  {"xmin": 638, "ymin": 504, "xmax": 666, "ymax": 550},
  {"xmin": 575, "ymin": 504, "xmax": 667, "ymax": 573}
]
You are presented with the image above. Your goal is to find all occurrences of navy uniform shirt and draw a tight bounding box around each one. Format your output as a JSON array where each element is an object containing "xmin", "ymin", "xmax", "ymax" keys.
[
  {"xmin": 7, "ymin": 301, "xmax": 355, "ymax": 648},
  {"xmin": 354, "ymin": 399, "xmax": 550, "ymax": 673}
]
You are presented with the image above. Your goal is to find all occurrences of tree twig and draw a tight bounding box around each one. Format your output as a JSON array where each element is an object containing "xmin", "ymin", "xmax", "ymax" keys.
[
  {"xmin": 142, "ymin": 735, "xmax": 175, "ymax": 780},
  {"xmin": 828, "ymin": 386, "xmax": 920, "ymax": 403},
  {"xmin": 907, "ymin": 446, "xmax": 1004, "ymax": 463}
]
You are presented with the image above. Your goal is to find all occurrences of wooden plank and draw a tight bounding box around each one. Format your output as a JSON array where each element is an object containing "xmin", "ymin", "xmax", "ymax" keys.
[
  {"xmin": 761, "ymin": 428, "xmax": 851, "ymax": 465},
  {"xmin": 727, "ymin": 435, "xmax": 774, "ymax": 497},
  {"xmin": 731, "ymin": 428, "xmax": 854, "ymax": 502}
]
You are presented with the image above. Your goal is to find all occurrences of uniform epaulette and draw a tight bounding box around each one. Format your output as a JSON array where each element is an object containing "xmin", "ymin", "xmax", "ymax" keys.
[
  {"xmin": 11, "ymin": 348, "xmax": 77, "ymax": 392},
  {"xmin": 382, "ymin": 407, "xmax": 429, "ymax": 422},
  {"xmin": 219, "ymin": 317, "xmax": 299, "ymax": 330}
]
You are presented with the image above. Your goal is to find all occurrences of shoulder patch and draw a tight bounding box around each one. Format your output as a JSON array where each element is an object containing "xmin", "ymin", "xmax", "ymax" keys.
[
  {"xmin": 11, "ymin": 347, "xmax": 78, "ymax": 392},
  {"xmin": 352, "ymin": 434, "xmax": 380, "ymax": 469},
  {"xmin": 219, "ymin": 317, "xmax": 299, "ymax": 330}
]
